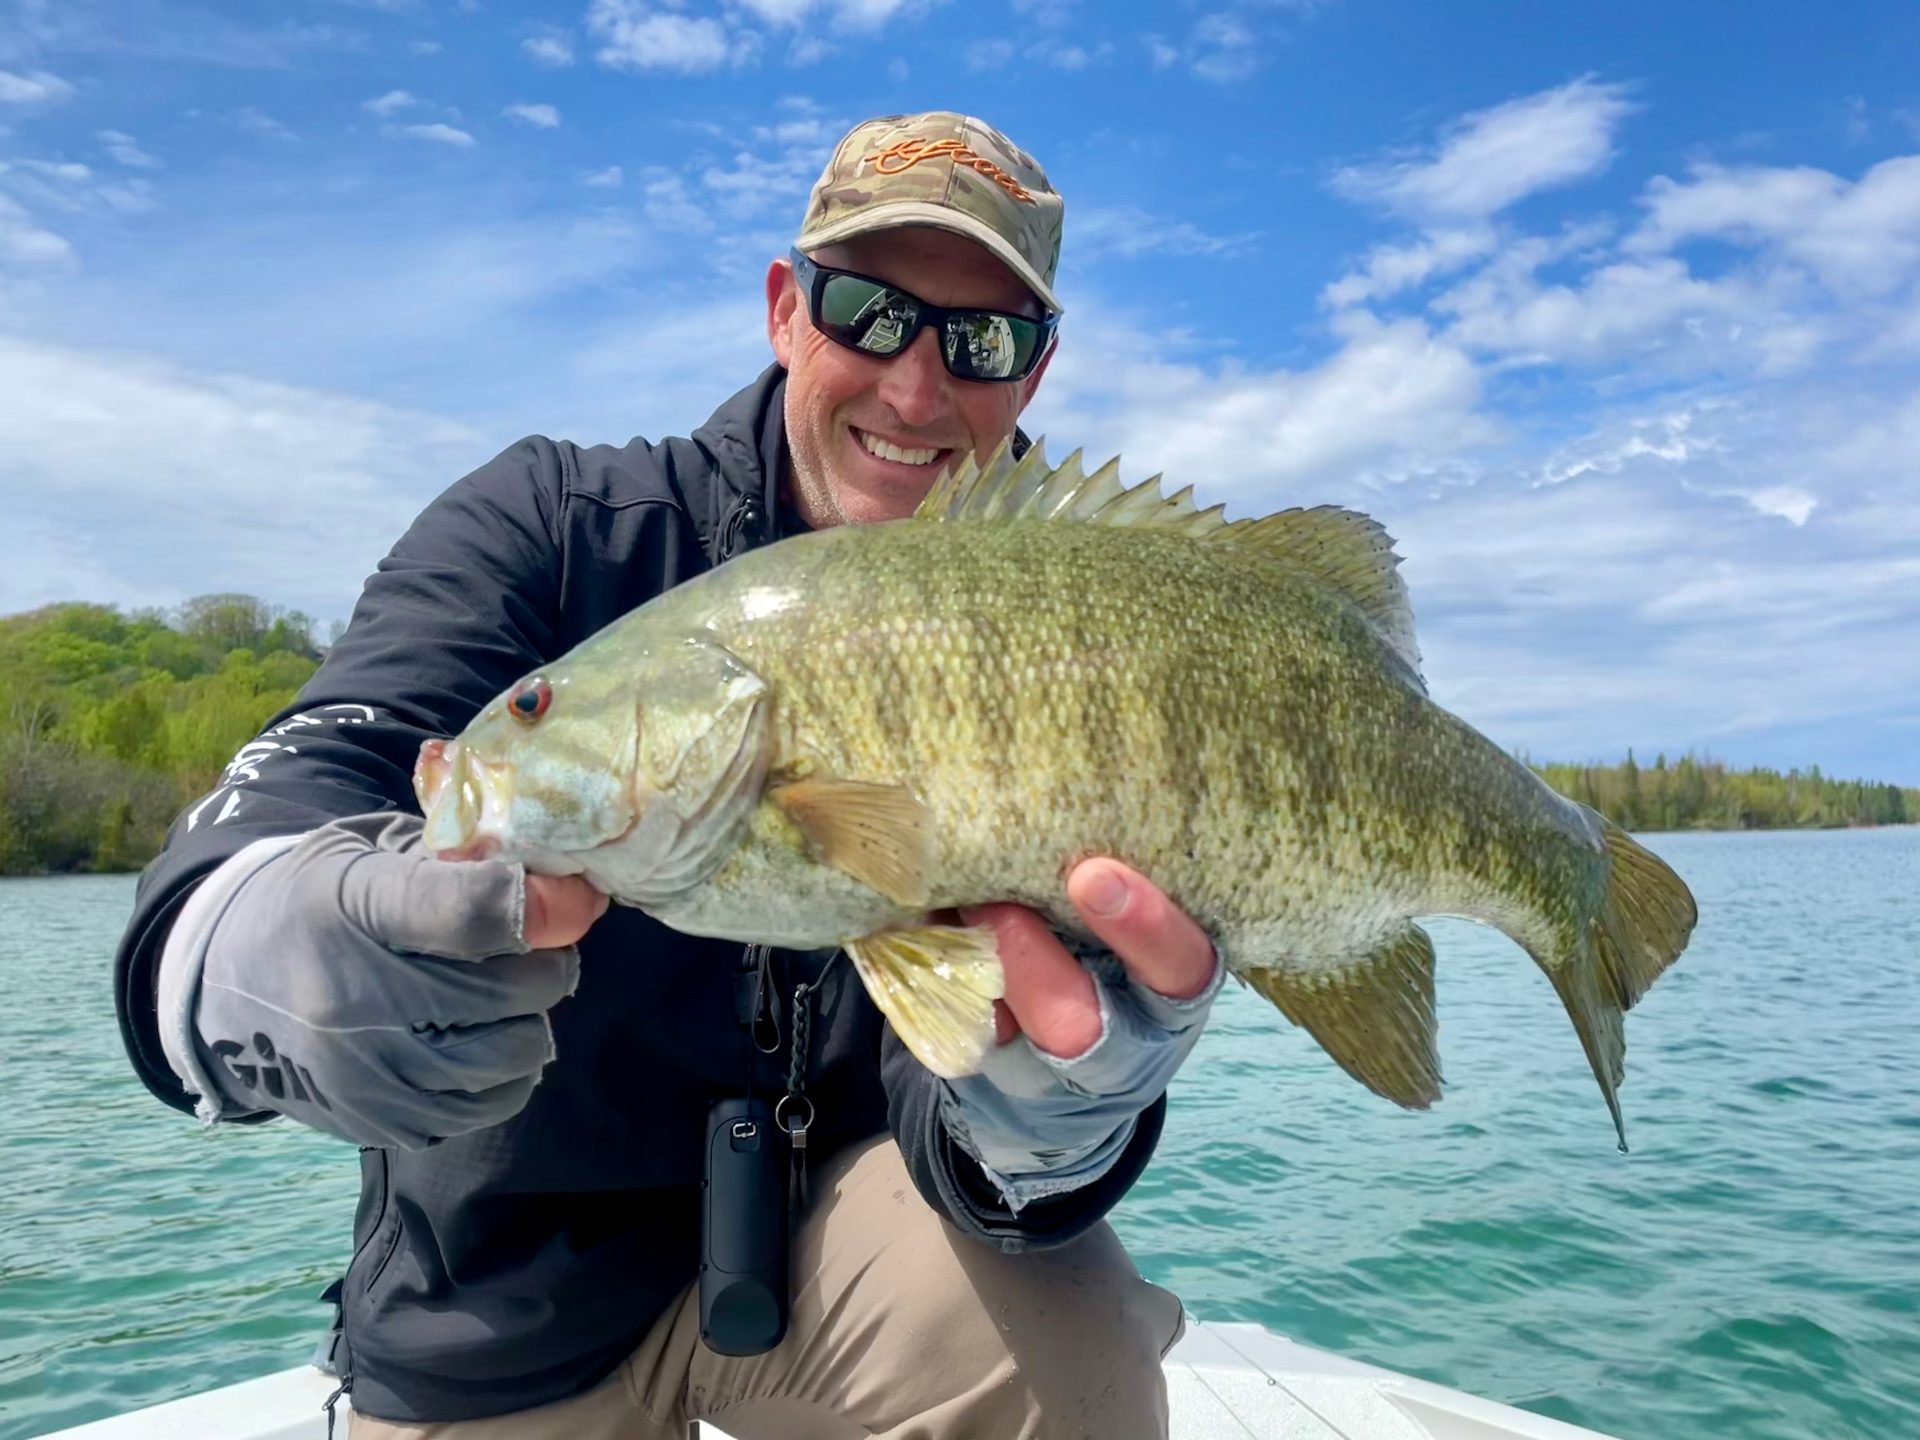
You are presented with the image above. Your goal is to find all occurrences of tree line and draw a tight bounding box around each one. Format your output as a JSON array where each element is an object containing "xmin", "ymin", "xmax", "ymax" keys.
[
  {"xmin": 0, "ymin": 598, "xmax": 1914, "ymax": 875},
  {"xmin": 0, "ymin": 596, "xmax": 321, "ymax": 874},
  {"xmin": 1529, "ymin": 751, "xmax": 1915, "ymax": 832}
]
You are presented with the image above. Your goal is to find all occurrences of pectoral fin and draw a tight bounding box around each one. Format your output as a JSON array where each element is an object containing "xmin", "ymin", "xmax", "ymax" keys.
[
  {"xmin": 845, "ymin": 925, "xmax": 1005, "ymax": 1078},
  {"xmin": 769, "ymin": 777, "xmax": 932, "ymax": 908},
  {"xmin": 1243, "ymin": 925, "xmax": 1442, "ymax": 1109}
]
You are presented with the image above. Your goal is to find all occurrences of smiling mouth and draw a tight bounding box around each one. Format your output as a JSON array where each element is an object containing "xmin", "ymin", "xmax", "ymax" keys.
[{"xmin": 851, "ymin": 426, "xmax": 948, "ymax": 468}]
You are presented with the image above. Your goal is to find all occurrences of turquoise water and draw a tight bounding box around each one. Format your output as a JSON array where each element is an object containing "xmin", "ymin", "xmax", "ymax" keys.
[{"xmin": 3, "ymin": 827, "xmax": 1917, "ymax": 1438}]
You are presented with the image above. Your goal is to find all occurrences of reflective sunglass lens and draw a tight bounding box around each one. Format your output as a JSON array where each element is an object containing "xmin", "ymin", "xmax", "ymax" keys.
[
  {"xmin": 819, "ymin": 275, "xmax": 915, "ymax": 355},
  {"xmin": 943, "ymin": 313, "xmax": 1037, "ymax": 380}
]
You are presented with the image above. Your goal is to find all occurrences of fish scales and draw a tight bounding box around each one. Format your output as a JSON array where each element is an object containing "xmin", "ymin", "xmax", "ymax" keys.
[
  {"xmin": 590, "ymin": 519, "xmax": 1610, "ymax": 1037},
  {"xmin": 415, "ymin": 444, "xmax": 1696, "ymax": 1143}
]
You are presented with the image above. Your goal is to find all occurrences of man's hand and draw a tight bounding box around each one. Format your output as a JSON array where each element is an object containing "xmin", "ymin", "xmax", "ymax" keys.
[
  {"xmin": 967, "ymin": 857, "xmax": 1218, "ymax": 1058},
  {"xmin": 937, "ymin": 858, "xmax": 1224, "ymax": 1209},
  {"xmin": 179, "ymin": 813, "xmax": 607, "ymax": 1151}
]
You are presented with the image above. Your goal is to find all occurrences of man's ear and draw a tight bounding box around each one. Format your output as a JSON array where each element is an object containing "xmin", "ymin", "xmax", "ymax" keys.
[
  {"xmin": 767, "ymin": 257, "xmax": 799, "ymax": 367},
  {"xmin": 1015, "ymin": 335, "xmax": 1058, "ymax": 414}
]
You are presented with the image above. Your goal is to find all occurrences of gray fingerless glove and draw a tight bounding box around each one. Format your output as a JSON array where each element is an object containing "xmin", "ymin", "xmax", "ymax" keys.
[
  {"xmin": 939, "ymin": 947, "xmax": 1223, "ymax": 1211},
  {"xmin": 165, "ymin": 812, "xmax": 581, "ymax": 1151}
]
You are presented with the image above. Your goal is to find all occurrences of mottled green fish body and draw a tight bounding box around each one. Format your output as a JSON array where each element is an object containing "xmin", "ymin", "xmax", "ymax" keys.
[{"xmin": 417, "ymin": 445, "xmax": 1697, "ymax": 1144}]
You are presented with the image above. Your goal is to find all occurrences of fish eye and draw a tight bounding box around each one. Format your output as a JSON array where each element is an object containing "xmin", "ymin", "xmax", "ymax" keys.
[{"xmin": 509, "ymin": 678, "xmax": 552, "ymax": 724}]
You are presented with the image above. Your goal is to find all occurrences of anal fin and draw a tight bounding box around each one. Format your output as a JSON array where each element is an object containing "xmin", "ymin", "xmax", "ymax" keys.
[
  {"xmin": 845, "ymin": 925, "xmax": 1006, "ymax": 1079},
  {"xmin": 1244, "ymin": 925, "xmax": 1442, "ymax": 1108}
]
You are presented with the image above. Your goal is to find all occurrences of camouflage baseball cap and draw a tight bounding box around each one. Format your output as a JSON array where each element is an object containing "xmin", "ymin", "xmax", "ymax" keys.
[{"xmin": 796, "ymin": 111, "xmax": 1065, "ymax": 316}]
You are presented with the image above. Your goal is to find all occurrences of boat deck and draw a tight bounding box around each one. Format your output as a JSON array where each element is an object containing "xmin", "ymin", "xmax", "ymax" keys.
[{"xmin": 41, "ymin": 1318, "xmax": 1619, "ymax": 1439}]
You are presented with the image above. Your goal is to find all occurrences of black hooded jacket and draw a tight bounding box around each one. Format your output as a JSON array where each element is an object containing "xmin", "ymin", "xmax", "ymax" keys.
[{"xmin": 111, "ymin": 365, "xmax": 1166, "ymax": 1423}]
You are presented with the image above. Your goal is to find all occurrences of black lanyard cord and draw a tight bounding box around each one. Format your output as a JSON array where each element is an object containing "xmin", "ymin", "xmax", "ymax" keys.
[{"xmin": 778, "ymin": 949, "xmax": 843, "ymax": 1215}]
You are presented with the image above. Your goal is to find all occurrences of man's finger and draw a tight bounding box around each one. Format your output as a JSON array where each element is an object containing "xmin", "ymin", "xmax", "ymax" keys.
[
  {"xmin": 1067, "ymin": 858, "xmax": 1216, "ymax": 1001},
  {"xmin": 961, "ymin": 903, "xmax": 1102, "ymax": 1060}
]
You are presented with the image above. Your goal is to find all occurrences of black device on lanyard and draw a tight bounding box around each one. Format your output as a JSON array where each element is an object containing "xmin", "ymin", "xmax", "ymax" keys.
[
  {"xmin": 698, "ymin": 1092, "xmax": 788, "ymax": 1355},
  {"xmin": 699, "ymin": 945, "xmax": 790, "ymax": 1355},
  {"xmin": 699, "ymin": 944, "xmax": 841, "ymax": 1356}
]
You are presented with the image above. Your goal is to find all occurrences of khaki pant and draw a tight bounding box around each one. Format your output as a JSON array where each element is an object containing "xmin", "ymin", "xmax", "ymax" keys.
[{"xmin": 352, "ymin": 1137, "xmax": 1184, "ymax": 1439}]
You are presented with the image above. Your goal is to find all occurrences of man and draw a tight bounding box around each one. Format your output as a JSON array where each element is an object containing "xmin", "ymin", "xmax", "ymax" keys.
[{"xmin": 113, "ymin": 112, "xmax": 1222, "ymax": 1439}]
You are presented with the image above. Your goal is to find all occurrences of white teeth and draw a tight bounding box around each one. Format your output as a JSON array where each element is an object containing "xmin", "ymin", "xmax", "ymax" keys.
[{"xmin": 857, "ymin": 429, "xmax": 940, "ymax": 466}]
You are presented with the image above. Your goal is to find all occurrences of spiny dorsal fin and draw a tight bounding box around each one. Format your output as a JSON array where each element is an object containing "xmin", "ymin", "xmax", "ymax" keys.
[
  {"xmin": 916, "ymin": 440, "xmax": 1423, "ymax": 685},
  {"xmin": 1226, "ymin": 507, "xmax": 1423, "ymax": 684}
]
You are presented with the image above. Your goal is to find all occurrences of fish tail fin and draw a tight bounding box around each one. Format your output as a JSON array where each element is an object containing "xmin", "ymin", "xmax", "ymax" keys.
[
  {"xmin": 1593, "ymin": 815, "xmax": 1697, "ymax": 1012},
  {"xmin": 1244, "ymin": 923, "xmax": 1443, "ymax": 1110},
  {"xmin": 1541, "ymin": 815, "xmax": 1697, "ymax": 1151},
  {"xmin": 844, "ymin": 925, "xmax": 1006, "ymax": 1079}
]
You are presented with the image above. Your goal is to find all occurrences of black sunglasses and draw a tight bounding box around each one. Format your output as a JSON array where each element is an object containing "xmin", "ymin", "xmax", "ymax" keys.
[{"xmin": 790, "ymin": 248, "xmax": 1058, "ymax": 383}]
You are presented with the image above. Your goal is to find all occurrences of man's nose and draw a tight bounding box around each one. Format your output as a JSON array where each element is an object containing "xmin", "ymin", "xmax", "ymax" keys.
[{"xmin": 874, "ymin": 326, "xmax": 952, "ymax": 428}]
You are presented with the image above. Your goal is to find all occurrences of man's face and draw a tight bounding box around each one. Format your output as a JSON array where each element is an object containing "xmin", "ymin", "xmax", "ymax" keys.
[{"xmin": 767, "ymin": 225, "xmax": 1055, "ymax": 529}]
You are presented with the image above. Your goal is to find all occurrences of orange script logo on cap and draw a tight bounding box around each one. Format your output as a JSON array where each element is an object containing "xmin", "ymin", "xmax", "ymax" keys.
[{"xmin": 863, "ymin": 138, "xmax": 1036, "ymax": 204}]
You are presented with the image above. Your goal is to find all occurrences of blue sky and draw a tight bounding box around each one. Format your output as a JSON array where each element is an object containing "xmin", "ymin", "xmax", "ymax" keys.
[{"xmin": 2, "ymin": 0, "xmax": 1917, "ymax": 782}]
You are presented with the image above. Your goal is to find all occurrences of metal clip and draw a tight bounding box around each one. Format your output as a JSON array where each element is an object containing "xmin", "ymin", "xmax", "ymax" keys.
[{"xmin": 774, "ymin": 1094, "xmax": 814, "ymax": 1151}]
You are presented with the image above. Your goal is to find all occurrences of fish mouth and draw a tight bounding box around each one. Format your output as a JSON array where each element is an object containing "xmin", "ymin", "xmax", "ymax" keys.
[{"xmin": 415, "ymin": 738, "xmax": 512, "ymax": 859}]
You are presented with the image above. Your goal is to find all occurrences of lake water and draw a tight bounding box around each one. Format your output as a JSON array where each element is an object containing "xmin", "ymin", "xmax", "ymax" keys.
[{"xmin": 2, "ymin": 827, "xmax": 1916, "ymax": 1438}]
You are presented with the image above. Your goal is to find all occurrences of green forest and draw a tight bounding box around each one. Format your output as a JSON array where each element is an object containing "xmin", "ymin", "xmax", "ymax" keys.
[
  {"xmin": 0, "ymin": 597, "xmax": 1914, "ymax": 875},
  {"xmin": 0, "ymin": 597, "xmax": 321, "ymax": 875}
]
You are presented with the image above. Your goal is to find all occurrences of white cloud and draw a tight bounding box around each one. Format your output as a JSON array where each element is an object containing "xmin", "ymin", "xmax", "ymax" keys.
[
  {"xmin": 98, "ymin": 129, "xmax": 161, "ymax": 169},
  {"xmin": 1031, "ymin": 309, "xmax": 1491, "ymax": 500},
  {"xmin": 583, "ymin": 164, "xmax": 623, "ymax": 187},
  {"xmin": 503, "ymin": 102, "xmax": 561, "ymax": 129},
  {"xmin": 735, "ymin": 0, "xmax": 813, "ymax": 19},
  {"xmin": 970, "ymin": 36, "xmax": 1108, "ymax": 70},
  {"xmin": 587, "ymin": 1, "xmax": 739, "ymax": 73},
  {"xmin": 0, "ymin": 333, "xmax": 485, "ymax": 619},
  {"xmin": 586, "ymin": 0, "xmax": 929, "ymax": 72},
  {"xmin": 362, "ymin": 89, "xmax": 418, "ymax": 117},
  {"xmin": 1537, "ymin": 407, "xmax": 1726, "ymax": 487},
  {"xmin": 756, "ymin": 117, "xmax": 833, "ymax": 146},
  {"xmin": 1844, "ymin": 95, "xmax": 1871, "ymax": 146},
  {"xmin": 692, "ymin": 116, "xmax": 842, "ymax": 220},
  {"xmin": 521, "ymin": 31, "xmax": 576, "ymax": 66},
  {"xmin": 642, "ymin": 172, "xmax": 713, "ymax": 231},
  {"xmin": 701, "ymin": 149, "xmax": 816, "ymax": 215},
  {"xmin": 19, "ymin": 159, "xmax": 93, "ymax": 184},
  {"xmin": 232, "ymin": 107, "xmax": 298, "ymax": 141},
  {"xmin": 0, "ymin": 192, "xmax": 75, "ymax": 266},
  {"xmin": 1335, "ymin": 78, "xmax": 1636, "ymax": 222},
  {"xmin": 1737, "ymin": 485, "xmax": 1819, "ymax": 526},
  {"xmin": 965, "ymin": 38, "xmax": 1013, "ymax": 70},
  {"xmin": 389, "ymin": 122, "xmax": 475, "ymax": 147},
  {"xmin": 1070, "ymin": 205, "xmax": 1255, "ymax": 260},
  {"xmin": 0, "ymin": 69, "xmax": 75, "ymax": 105},
  {"xmin": 1628, "ymin": 155, "xmax": 1920, "ymax": 296},
  {"xmin": 1323, "ymin": 225, "xmax": 1497, "ymax": 308},
  {"xmin": 735, "ymin": 0, "xmax": 925, "ymax": 26},
  {"xmin": 1033, "ymin": 40, "xmax": 1104, "ymax": 68},
  {"xmin": 1436, "ymin": 253, "xmax": 1765, "ymax": 366},
  {"xmin": 1190, "ymin": 13, "xmax": 1258, "ymax": 83},
  {"xmin": 410, "ymin": 39, "xmax": 442, "ymax": 55}
]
